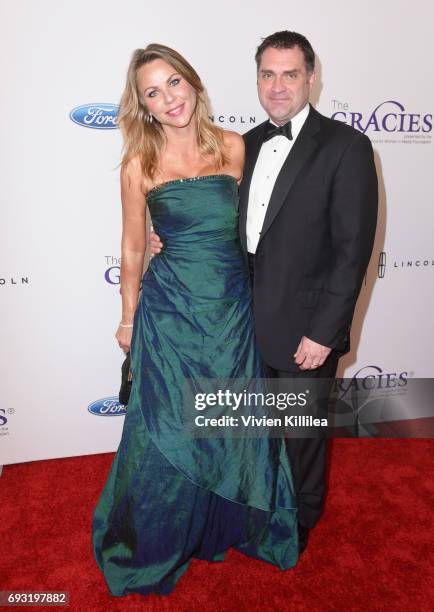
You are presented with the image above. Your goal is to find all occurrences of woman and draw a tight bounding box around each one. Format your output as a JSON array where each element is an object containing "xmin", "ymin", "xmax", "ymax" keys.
[{"xmin": 92, "ymin": 43, "xmax": 299, "ymax": 598}]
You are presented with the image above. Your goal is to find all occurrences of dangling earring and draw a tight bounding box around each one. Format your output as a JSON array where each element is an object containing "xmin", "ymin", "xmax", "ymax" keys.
[{"xmin": 147, "ymin": 113, "xmax": 153, "ymax": 124}]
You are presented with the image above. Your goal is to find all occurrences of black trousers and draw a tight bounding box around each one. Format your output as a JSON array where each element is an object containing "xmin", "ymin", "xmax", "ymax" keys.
[{"xmin": 248, "ymin": 253, "xmax": 339, "ymax": 529}]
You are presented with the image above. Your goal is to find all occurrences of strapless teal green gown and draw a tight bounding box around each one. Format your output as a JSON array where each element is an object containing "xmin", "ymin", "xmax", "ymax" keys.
[{"xmin": 92, "ymin": 175, "xmax": 299, "ymax": 597}]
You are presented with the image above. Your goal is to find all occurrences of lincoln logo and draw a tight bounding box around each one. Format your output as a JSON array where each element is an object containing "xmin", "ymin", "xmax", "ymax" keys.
[{"xmin": 378, "ymin": 252, "xmax": 386, "ymax": 278}]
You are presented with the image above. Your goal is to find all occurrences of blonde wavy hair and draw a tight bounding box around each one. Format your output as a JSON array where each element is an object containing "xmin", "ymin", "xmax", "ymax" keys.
[{"xmin": 118, "ymin": 43, "xmax": 228, "ymax": 179}]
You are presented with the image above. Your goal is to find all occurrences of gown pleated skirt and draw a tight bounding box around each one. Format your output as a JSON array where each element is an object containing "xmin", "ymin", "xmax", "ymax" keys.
[{"xmin": 92, "ymin": 175, "xmax": 299, "ymax": 596}]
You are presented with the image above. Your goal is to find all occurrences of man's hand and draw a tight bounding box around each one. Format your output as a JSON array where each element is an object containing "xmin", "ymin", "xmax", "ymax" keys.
[
  {"xmin": 294, "ymin": 336, "xmax": 332, "ymax": 370},
  {"xmin": 149, "ymin": 230, "xmax": 163, "ymax": 255}
]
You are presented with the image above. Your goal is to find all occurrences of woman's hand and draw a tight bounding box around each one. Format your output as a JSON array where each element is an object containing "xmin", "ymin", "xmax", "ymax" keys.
[
  {"xmin": 150, "ymin": 230, "xmax": 163, "ymax": 254},
  {"xmin": 116, "ymin": 324, "xmax": 133, "ymax": 353}
]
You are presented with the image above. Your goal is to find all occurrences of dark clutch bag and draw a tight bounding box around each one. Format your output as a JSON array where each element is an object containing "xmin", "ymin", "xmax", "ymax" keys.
[{"xmin": 119, "ymin": 352, "xmax": 133, "ymax": 406}]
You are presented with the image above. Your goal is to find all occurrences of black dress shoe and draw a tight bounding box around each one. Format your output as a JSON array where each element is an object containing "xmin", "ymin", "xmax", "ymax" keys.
[{"xmin": 298, "ymin": 523, "xmax": 310, "ymax": 555}]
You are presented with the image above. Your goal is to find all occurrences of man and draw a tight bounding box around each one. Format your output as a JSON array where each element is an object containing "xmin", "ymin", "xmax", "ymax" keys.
[
  {"xmin": 150, "ymin": 30, "xmax": 378, "ymax": 555},
  {"xmin": 240, "ymin": 30, "xmax": 377, "ymax": 552}
]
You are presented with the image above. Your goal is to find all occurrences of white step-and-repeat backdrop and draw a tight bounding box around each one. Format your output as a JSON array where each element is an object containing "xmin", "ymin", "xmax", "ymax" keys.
[{"xmin": 1, "ymin": 0, "xmax": 433, "ymax": 464}]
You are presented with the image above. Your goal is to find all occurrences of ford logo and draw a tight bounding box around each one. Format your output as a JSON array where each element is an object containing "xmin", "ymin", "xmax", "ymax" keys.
[
  {"xmin": 88, "ymin": 396, "xmax": 127, "ymax": 416},
  {"xmin": 69, "ymin": 103, "xmax": 119, "ymax": 129}
]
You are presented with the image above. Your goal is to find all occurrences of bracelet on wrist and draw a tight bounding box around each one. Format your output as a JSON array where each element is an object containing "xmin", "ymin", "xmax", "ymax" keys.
[{"xmin": 119, "ymin": 322, "xmax": 133, "ymax": 328}]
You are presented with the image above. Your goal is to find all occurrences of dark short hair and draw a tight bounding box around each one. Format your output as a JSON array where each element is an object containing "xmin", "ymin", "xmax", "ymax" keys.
[{"xmin": 255, "ymin": 30, "xmax": 315, "ymax": 74}]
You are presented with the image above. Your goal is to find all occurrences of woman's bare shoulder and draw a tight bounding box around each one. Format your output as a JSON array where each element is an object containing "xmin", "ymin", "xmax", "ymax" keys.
[
  {"xmin": 221, "ymin": 130, "xmax": 244, "ymax": 179},
  {"xmin": 121, "ymin": 155, "xmax": 153, "ymax": 195},
  {"xmin": 222, "ymin": 129, "xmax": 244, "ymax": 151}
]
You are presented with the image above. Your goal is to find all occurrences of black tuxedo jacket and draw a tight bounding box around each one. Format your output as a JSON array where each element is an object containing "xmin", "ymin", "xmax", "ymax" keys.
[{"xmin": 239, "ymin": 105, "xmax": 378, "ymax": 372}]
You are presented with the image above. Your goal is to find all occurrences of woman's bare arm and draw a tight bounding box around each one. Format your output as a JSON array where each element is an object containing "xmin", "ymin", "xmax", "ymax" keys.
[
  {"xmin": 116, "ymin": 157, "xmax": 147, "ymax": 351},
  {"xmin": 222, "ymin": 130, "xmax": 245, "ymax": 184}
]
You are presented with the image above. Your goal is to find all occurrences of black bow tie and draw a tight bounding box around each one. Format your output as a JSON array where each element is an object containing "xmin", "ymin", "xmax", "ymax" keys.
[{"xmin": 263, "ymin": 120, "xmax": 293, "ymax": 143}]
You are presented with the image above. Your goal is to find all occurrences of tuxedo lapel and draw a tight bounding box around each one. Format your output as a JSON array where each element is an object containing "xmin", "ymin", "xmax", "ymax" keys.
[
  {"xmin": 258, "ymin": 106, "xmax": 321, "ymax": 246},
  {"xmin": 239, "ymin": 122, "xmax": 267, "ymax": 252}
]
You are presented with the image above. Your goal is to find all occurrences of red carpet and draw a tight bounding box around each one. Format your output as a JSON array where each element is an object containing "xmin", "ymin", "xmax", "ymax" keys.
[{"xmin": 1, "ymin": 440, "xmax": 433, "ymax": 611}]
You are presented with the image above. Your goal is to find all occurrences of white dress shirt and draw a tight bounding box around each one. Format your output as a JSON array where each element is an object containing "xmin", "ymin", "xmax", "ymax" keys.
[{"xmin": 246, "ymin": 104, "xmax": 310, "ymax": 254}]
